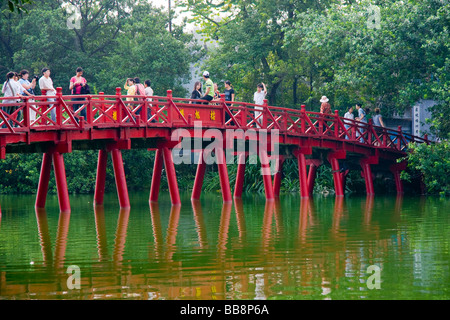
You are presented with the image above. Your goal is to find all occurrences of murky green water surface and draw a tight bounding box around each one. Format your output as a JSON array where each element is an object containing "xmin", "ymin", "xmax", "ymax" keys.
[{"xmin": 0, "ymin": 192, "xmax": 448, "ymax": 300}]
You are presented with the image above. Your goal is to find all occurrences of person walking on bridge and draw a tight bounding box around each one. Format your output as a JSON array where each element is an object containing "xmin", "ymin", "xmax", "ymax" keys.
[
  {"xmin": 201, "ymin": 71, "xmax": 214, "ymax": 104},
  {"xmin": 38, "ymin": 68, "xmax": 57, "ymax": 123},
  {"xmin": 253, "ymin": 82, "xmax": 267, "ymax": 128}
]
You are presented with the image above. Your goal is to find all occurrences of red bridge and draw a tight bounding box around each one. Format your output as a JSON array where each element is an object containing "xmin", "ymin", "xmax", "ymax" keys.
[{"xmin": 0, "ymin": 88, "xmax": 428, "ymax": 212}]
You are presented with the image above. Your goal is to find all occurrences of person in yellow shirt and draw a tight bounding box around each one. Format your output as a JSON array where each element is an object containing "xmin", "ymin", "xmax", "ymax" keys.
[{"xmin": 124, "ymin": 78, "xmax": 136, "ymax": 109}]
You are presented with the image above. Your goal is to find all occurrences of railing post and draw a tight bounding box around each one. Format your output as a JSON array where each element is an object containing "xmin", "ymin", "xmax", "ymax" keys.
[
  {"xmin": 300, "ymin": 105, "xmax": 306, "ymax": 134},
  {"xmin": 23, "ymin": 96, "xmax": 30, "ymax": 129},
  {"xmin": 334, "ymin": 110, "xmax": 339, "ymax": 138},
  {"xmin": 141, "ymin": 94, "xmax": 148, "ymax": 125},
  {"xmin": 367, "ymin": 119, "xmax": 373, "ymax": 145},
  {"xmin": 115, "ymin": 88, "xmax": 122, "ymax": 123},
  {"xmin": 167, "ymin": 90, "xmax": 173, "ymax": 125},
  {"xmin": 220, "ymin": 93, "xmax": 226, "ymax": 127},
  {"xmin": 263, "ymin": 99, "xmax": 268, "ymax": 129},
  {"xmin": 424, "ymin": 134, "xmax": 429, "ymax": 145},
  {"xmin": 397, "ymin": 126, "xmax": 402, "ymax": 150},
  {"xmin": 86, "ymin": 95, "xmax": 93, "ymax": 125},
  {"xmin": 99, "ymin": 92, "xmax": 105, "ymax": 124},
  {"xmin": 56, "ymin": 87, "xmax": 63, "ymax": 126}
]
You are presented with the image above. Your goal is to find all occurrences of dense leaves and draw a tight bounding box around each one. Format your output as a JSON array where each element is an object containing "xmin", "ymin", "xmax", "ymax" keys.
[{"xmin": 402, "ymin": 140, "xmax": 450, "ymax": 196}]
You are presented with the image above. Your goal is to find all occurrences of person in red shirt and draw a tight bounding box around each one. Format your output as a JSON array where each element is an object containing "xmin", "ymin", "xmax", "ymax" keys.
[
  {"xmin": 69, "ymin": 67, "xmax": 87, "ymax": 121},
  {"xmin": 319, "ymin": 95, "xmax": 332, "ymax": 114}
]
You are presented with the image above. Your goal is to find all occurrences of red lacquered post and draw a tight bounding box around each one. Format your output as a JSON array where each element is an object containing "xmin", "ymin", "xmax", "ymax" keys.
[
  {"xmin": 260, "ymin": 148, "xmax": 274, "ymax": 200},
  {"xmin": 94, "ymin": 149, "xmax": 108, "ymax": 206},
  {"xmin": 217, "ymin": 148, "xmax": 232, "ymax": 203},
  {"xmin": 52, "ymin": 151, "xmax": 71, "ymax": 212},
  {"xmin": 149, "ymin": 148, "xmax": 163, "ymax": 203},
  {"xmin": 273, "ymin": 156, "xmax": 284, "ymax": 198},
  {"xmin": 296, "ymin": 152, "xmax": 309, "ymax": 198},
  {"xmin": 234, "ymin": 153, "xmax": 246, "ymax": 199},
  {"xmin": 111, "ymin": 148, "xmax": 130, "ymax": 209},
  {"xmin": 162, "ymin": 146, "xmax": 181, "ymax": 206},
  {"xmin": 191, "ymin": 151, "xmax": 207, "ymax": 201},
  {"xmin": 35, "ymin": 152, "xmax": 53, "ymax": 209}
]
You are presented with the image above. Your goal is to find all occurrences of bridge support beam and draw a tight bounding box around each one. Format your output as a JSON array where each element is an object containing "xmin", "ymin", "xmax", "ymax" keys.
[
  {"xmin": 234, "ymin": 153, "xmax": 247, "ymax": 199},
  {"xmin": 327, "ymin": 151, "xmax": 347, "ymax": 197},
  {"xmin": 94, "ymin": 149, "xmax": 108, "ymax": 206},
  {"xmin": 36, "ymin": 152, "xmax": 53, "ymax": 209},
  {"xmin": 360, "ymin": 156, "xmax": 378, "ymax": 196},
  {"xmin": 259, "ymin": 148, "xmax": 275, "ymax": 201},
  {"xmin": 273, "ymin": 156, "xmax": 284, "ymax": 198},
  {"xmin": 217, "ymin": 148, "xmax": 232, "ymax": 203},
  {"xmin": 390, "ymin": 161, "xmax": 406, "ymax": 195},
  {"xmin": 294, "ymin": 152, "xmax": 309, "ymax": 198},
  {"xmin": 306, "ymin": 159, "xmax": 322, "ymax": 196},
  {"xmin": 111, "ymin": 148, "xmax": 130, "ymax": 209},
  {"xmin": 35, "ymin": 150, "xmax": 71, "ymax": 213},
  {"xmin": 191, "ymin": 151, "xmax": 207, "ymax": 201},
  {"xmin": 52, "ymin": 151, "xmax": 71, "ymax": 213},
  {"xmin": 150, "ymin": 149, "xmax": 164, "ymax": 203},
  {"xmin": 162, "ymin": 146, "xmax": 181, "ymax": 206}
]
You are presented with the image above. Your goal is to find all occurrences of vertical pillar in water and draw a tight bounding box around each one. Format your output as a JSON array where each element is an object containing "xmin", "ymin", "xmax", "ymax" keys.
[
  {"xmin": 94, "ymin": 149, "xmax": 108, "ymax": 206},
  {"xmin": 260, "ymin": 148, "xmax": 274, "ymax": 200},
  {"xmin": 149, "ymin": 148, "xmax": 163, "ymax": 203},
  {"xmin": 111, "ymin": 148, "xmax": 130, "ymax": 209},
  {"xmin": 162, "ymin": 146, "xmax": 181, "ymax": 206},
  {"xmin": 233, "ymin": 153, "xmax": 246, "ymax": 199},
  {"xmin": 52, "ymin": 151, "xmax": 71, "ymax": 212},
  {"xmin": 191, "ymin": 150, "xmax": 207, "ymax": 201},
  {"xmin": 35, "ymin": 152, "xmax": 53, "ymax": 209},
  {"xmin": 273, "ymin": 156, "xmax": 284, "ymax": 198},
  {"xmin": 217, "ymin": 148, "xmax": 232, "ymax": 203}
]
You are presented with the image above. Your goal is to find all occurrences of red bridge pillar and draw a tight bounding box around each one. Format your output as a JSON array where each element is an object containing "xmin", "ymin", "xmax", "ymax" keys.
[
  {"xmin": 273, "ymin": 156, "xmax": 284, "ymax": 198},
  {"xmin": 360, "ymin": 156, "xmax": 378, "ymax": 196},
  {"xmin": 306, "ymin": 159, "xmax": 323, "ymax": 196},
  {"xmin": 94, "ymin": 149, "xmax": 108, "ymax": 206},
  {"xmin": 259, "ymin": 148, "xmax": 274, "ymax": 201},
  {"xmin": 327, "ymin": 150, "xmax": 347, "ymax": 197},
  {"xmin": 390, "ymin": 161, "xmax": 407, "ymax": 195},
  {"xmin": 149, "ymin": 146, "xmax": 181, "ymax": 206},
  {"xmin": 111, "ymin": 148, "xmax": 130, "ymax": 209},
  {"xmin": 162, "ymin": 146, "xmax": 181, "ymax": 206},
  {"xmin": 233, "ymin": 153, "xmax": 247, "ymax": 199},
  {"xmin": 150, "ymin": 148, "xmax": 164, "ymax": 203},
  {"xmin": 191, "ymin": 150, "xmax": 207, "ymax": 201},
  {"xmin": 35, "ymin": 149, "xmax": 71, "ymax": 213},
  {"xmin": 294, "ymin": 148, "xmax": 313, "ymax": 198},
  {"xmin": 35, "ymin": 152, "xmax": 53, "ymax": 209}
]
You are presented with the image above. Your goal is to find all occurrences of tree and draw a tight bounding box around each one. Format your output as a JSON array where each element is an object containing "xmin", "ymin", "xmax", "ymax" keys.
[
  {"xmin": 177, "ymin": 0, "xmax": 333, "ymax": 106},
  {"xmin": 285, "ymin": 0, "xmax": 449, "ymax": 118}
]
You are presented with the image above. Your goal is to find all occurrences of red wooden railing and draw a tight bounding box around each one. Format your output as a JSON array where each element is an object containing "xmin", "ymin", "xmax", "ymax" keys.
[{"xmin": 0, "ymin": 87, "xmax": 428, "ymax": 152}]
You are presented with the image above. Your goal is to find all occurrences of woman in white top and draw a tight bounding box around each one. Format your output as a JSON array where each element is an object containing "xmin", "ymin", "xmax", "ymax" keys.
[
  {"xmin": 19, "ymin": 70, "xmax": 37, "ymax": 122},
  {"xmin": 2, "ymin": 71, "xmax": 24, "ymax": 127}
]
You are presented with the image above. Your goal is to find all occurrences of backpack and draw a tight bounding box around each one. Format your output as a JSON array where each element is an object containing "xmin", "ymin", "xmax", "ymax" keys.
[{"xmin": 80, "ymin": 83, "xmax": 91, "ymax": 94}]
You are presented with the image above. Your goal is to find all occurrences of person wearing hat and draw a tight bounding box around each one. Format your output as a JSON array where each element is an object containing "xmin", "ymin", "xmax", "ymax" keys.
[
  {"xmin": 319, "ymin": 96, "xmax": 332, "ymax": 114},
  {"xmin": 201, "ymin": 71, "xmax": 214, "ymax": 104}
]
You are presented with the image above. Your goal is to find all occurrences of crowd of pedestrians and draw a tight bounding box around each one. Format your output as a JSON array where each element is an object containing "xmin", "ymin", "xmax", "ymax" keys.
[{"xmin": 2, "ymin": 67, "xmax": 385, "ymax": 135}]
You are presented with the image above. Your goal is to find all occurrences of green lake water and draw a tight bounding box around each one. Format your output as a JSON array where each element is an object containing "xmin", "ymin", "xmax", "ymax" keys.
[{"xmin": 0, "ymin": 192, "xmax": 448, "ymax": 300}]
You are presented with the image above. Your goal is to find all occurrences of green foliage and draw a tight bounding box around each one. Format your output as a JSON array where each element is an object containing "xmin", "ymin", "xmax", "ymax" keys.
[
  {"xmin": 0, "ymin": 0, "xmax": 202, "ymax": 97},
  {"xmin": 402, "ymin": 140, "xmax": 450, "ymax": 196}
]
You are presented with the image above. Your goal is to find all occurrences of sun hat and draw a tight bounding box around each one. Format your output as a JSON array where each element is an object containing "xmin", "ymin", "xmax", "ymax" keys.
[
  {"xmin": 320, "ymin": 96, "xmax": 329, "ymax": 103},
  {"xmin": 203, "ymin": 71, "xmax": 210, "ymax": 77}
]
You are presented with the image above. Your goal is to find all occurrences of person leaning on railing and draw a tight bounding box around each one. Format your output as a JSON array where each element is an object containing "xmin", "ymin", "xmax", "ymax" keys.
[
  {"xmin": 69, "ymin": 67, "xmax": 87, "ymax": 121},
  {"xmin": 2, "ymin": 71, "xmax": 24, "ymax": 127},
  {"xmin": 355, "ymin": 103, "xmax": 366, "ymax": 143},
  {"xmin": 18, "ymin": 70, "xmax": 37, "ymax": 123},
  {"xmin": 38, "ymin": 68, "xmax": 57, "ymax": 123},
  {"xmin": 254, "ymin": 82, "xmax": 267, "ymax": 128},
  {"xmin": 343, "ymin": 106, "xmax": 354, "ymax": 140}
]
